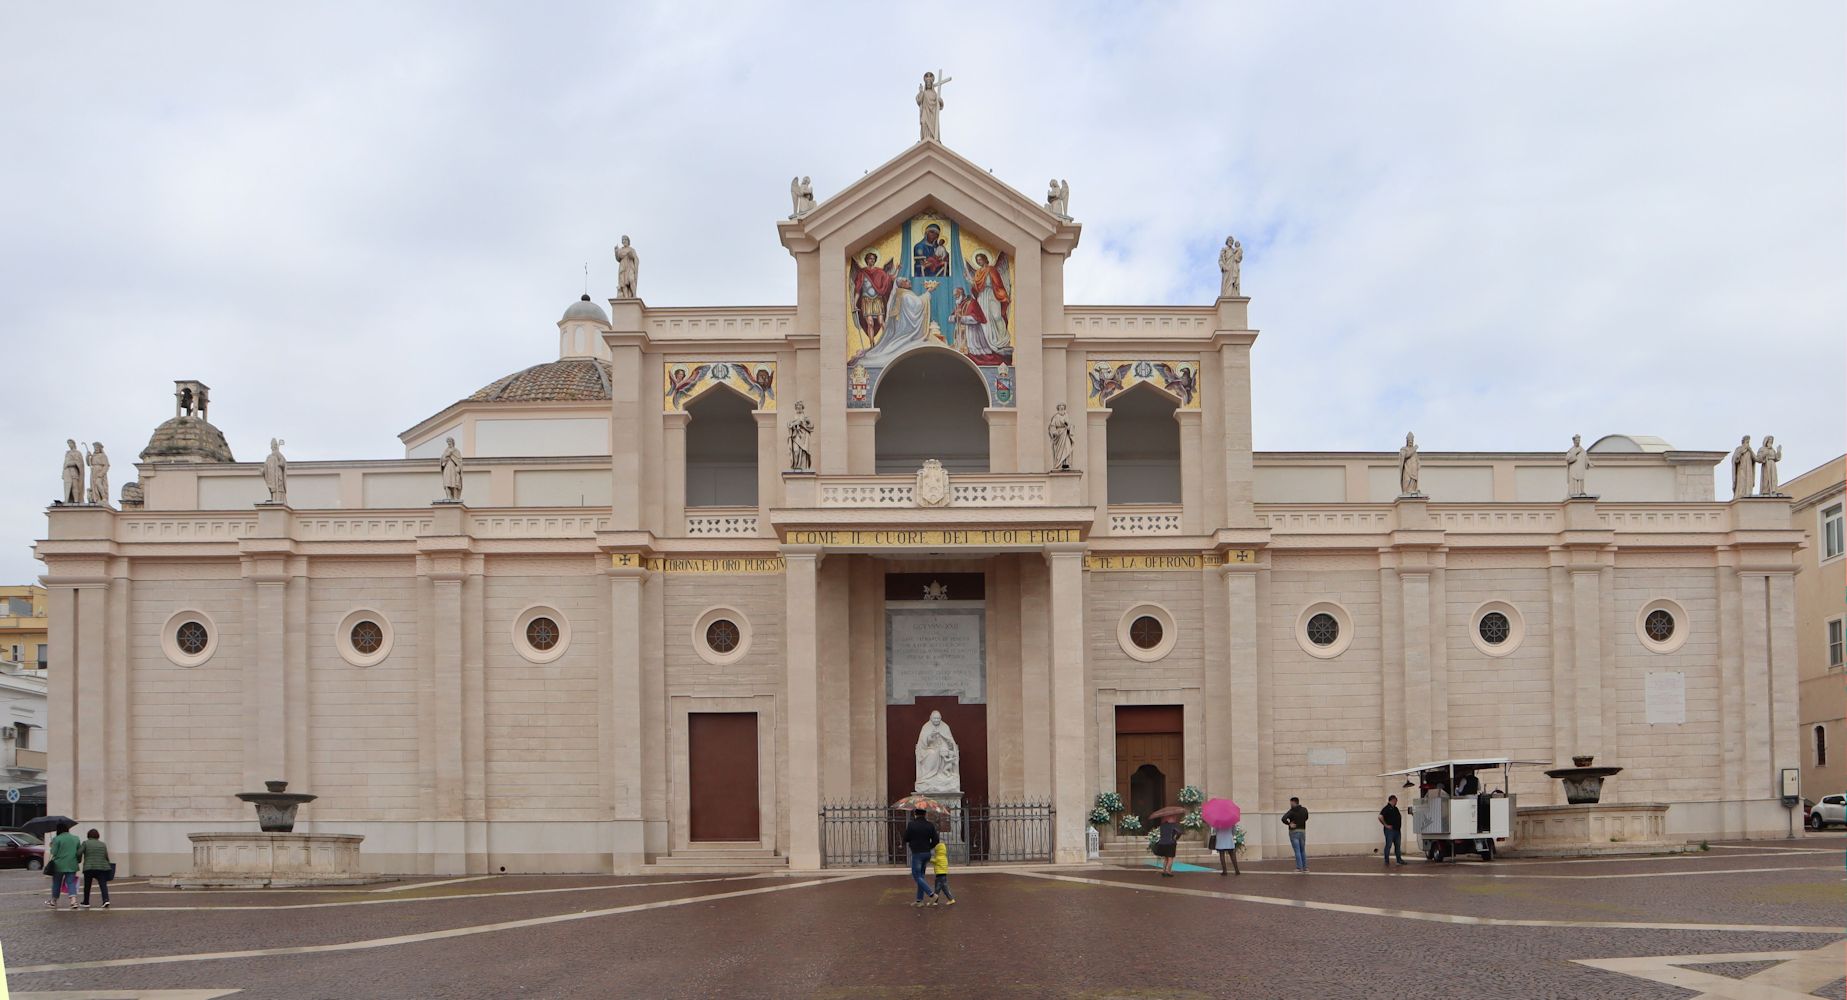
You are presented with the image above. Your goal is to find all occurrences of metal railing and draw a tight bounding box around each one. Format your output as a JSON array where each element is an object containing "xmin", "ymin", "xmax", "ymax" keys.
[{"xmin": 819, "ymin": 800, "xmax": 1054, "ymax": 867}]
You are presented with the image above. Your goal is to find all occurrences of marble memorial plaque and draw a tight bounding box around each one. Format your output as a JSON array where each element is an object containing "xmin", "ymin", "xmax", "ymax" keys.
[
  {"xmin": 886, "ymin": 606, "xmax": 985, "ymax": 704},
  {"xmin": 1644, "ymin": 670, "xmax": 1685, "ymax": 725}
]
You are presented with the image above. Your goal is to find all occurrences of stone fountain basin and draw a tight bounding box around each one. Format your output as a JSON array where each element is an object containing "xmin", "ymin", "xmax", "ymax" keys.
[{"xmin": 164, "ymin": 832, "xmax": 378, "ymax": 888}]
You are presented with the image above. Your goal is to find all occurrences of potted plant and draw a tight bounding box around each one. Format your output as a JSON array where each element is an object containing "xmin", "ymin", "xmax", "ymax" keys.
[
  {"xmin": 1093, "ymin": 791, "xmax": 1124, "ymax": 841},
  {"xmin": 1117, "ymin": 813, "xmax": 1143, "ymax": 836}
]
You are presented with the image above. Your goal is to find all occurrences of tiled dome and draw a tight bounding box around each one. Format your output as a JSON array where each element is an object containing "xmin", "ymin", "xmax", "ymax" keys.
[
  {"xmin": 140, "ymin": 416, "xmax": 235, "ymax": 463},
  {"xmin": 465, "ymin": 359, "xmax": 613, "ymax": 403}
]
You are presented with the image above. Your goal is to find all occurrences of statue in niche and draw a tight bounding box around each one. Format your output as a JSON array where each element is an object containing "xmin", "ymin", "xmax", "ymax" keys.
[
  {"xmin": 262, "ymin": 438, "xmax": 288, "ymax": 505},
  {"xmin": 1219, "ymin": 235, "xmax": 1243, "ymax": 297},
  {"xmin": 1398, "ymin": 432, "xmax": 1422, "ymax": 496},
  {"xmin": 789, "ymin": 176, "xmax": 816, "ymax": 218},
  {"xmin": 439, "ymin": 437, "xmax": 464, "ymax": 502},
  {"xmin": 916, "ymin": 71, "xmax": 951, "ymax": 142},
  {"xmin": 1564, "ymin": 434, "xmax": 1591, "ymax": 497},
  {"xmin": 1048, "ymin": 403, "xmax": 1075, "ymax": 471},
  {"xmin": 613, "ymin": 236, "xmax": 640, "ymax": 299},
  {"xmin": 59, "ymin": 439, "xmax": 84, "ymax": 504},
  {"xmin": 1730, "ymin": 435, "xmax": 1756, "ymax": 499},
  {"xmin": 1756, "ymin": 435, "xmax": 1783, "ymax": 495},
  {"xmin": 914, "ymin": 710, "xmax": 961, "ymax": 794},
  {"xmin": 86, "ymin": 443, "xmax": 110, "ymax": 506},
  {"xmin": 786, "ymin": 401, "xmax": 813, "ymax": 472}
]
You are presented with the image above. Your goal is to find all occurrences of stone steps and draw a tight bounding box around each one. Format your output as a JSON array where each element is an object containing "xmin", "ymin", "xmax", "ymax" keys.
[{"xmin": 644, "ymin": 843, "xmax": 789, "ymax": 873}]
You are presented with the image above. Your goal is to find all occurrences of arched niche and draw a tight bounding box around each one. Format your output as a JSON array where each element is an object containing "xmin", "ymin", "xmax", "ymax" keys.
[
  {"xmin": 1106, "ymin": 383, "xmax": 1181, "ymax": 504},
  {"xmin": 872, "ymin": 348, "xmax": 991, "ymax": 475},
  {"xmin": 685, "ymin": 387, "xmax": 758, "ymax": 507}
]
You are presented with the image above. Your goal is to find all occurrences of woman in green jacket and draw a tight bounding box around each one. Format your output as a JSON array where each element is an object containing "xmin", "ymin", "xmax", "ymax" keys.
[
  {"xmin": 45, "ymin": 821, "xmax": 80, "ymax": 909},
  {"xmin": 79, "ymin": 828, "xmax": 113, "ymax": 909}
]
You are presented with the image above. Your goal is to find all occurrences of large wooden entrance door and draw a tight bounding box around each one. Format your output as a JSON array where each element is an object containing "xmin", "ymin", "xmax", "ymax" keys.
[
  {"xmin": 1115, "ymin": 705, "xmax": 1183, "ymax": 820},
  {"xmin": 689, "ymin": 712, "xmax": 758, "ymax": 842}
]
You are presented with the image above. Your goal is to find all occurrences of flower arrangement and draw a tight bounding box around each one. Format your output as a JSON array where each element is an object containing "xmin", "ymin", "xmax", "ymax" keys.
[
  {"xmin": 1094, "ymin": 791, "xmax": 1123, "ymax": 814},
  {"xmin": 1181, "ymin": 809, "xmax": 1205, "ymax": 831},
  {"xmin": 1117, "ymin": 813, "xmax": 1143, "ymax": 834},
  {"xmin": 1145, "ymin": 828, "xmax": 1161, "ymax": 849},
  {"xmin": 1177, "ymin": 785, "xmax": 1204, "ymax": 806},
  {"xmin": 1087, "ymin": 806, "xmax": 1110, "ymax": 826}
]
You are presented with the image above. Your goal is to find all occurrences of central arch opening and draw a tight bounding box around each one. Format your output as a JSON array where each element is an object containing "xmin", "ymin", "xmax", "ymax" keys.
[
  {"xmin": 1106, "ymin": 384, "xmax": 1180, "ymax": 503},
  {"xmin": 685, "ymin": 388, "xmax": 758, "ymax": 507},
  {"xmin": 873, "ymin": 349, "xmax": 990, "ymax": 474}
]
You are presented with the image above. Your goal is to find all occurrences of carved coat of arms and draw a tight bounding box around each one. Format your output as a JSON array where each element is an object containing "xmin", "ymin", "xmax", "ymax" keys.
[{"xmin": 914, "ymin": 459, "xmax": 952, "ymax": 507}]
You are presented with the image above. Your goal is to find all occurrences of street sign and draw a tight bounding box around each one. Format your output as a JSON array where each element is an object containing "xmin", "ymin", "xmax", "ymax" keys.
[{"xmin": 5, "ymin": 788, "xmax": 19, "ymax": 804}]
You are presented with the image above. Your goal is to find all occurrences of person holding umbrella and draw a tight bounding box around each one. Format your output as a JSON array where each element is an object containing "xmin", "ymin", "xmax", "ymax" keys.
[
  {"xmin": 44, "ymin": 820, "xmax": 81, "ymax": 909},
  {"xmin": 1148, "ymin": 806, "xmax": 1188, "ymax": 877},
  {"xmin": 896, "ymin": 797, "xmax": 943, "ymax": 908},
  {"xmin": 1202, "ymin": 798, "xmax": 1242, "ymax": 876}
]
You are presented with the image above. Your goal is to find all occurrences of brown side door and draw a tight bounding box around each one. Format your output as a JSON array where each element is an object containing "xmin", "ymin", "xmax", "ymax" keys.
[
  {"xmin": 688, "ymin": 712, "xmax": 759, "ymax": 842},
  {"xmin": 1115, "ymin": 705, "xmax": 1184, "ymax": 818}
]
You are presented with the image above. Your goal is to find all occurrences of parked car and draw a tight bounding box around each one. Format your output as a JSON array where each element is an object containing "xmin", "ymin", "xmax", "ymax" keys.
[
  {"xmin": 1810, "ymin": 793, "xmax": 1846, "ymax": 830},
  {"xmin": 0, "ymin": 831, "xmax": 44, "ymax": 869}
]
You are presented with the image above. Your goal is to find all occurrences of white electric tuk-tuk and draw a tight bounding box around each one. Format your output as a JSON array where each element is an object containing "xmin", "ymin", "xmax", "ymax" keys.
[{"xmin": 1380, "ymin": 757, "xmax": 1547, "ymax": 862}]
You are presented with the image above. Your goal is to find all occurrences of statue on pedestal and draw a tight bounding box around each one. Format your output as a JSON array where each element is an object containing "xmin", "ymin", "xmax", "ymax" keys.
[
  {"xmin": 1564, "ymin": 434, "xmax": 1591, "ymax": 497},
  {"xmin": 1048, "ymin": 403, "xmax": 1075, "ymax": 471},
  {"xmin": 914, "ymin": 710, "xmax": 961, "ymax": 794},
  {"xmin": 1756, "ymin": 435, "xmax": 1783, "ymax": 495},
  {"xmin": 439, "ymin": 437, "xmax": 464, "ymax": 502},
  {"xmin": 86, "ymin": 443, "xmax": 110, "ymax": 506},
  {"xmin": 786, "ymin": 401, "xmax": 813, "ymax": 472},
  {"xmin": 1219, "ymin": 235, "xmax": 1243, "ymax": 297},
  {"xmin": 1398, "ymin": 432, "xmax": 1422, "ymax": 496},
  {"xmin": 59, "ymin": 439, "xmax": 84, "ymax": 504},
  {"xmin": 789, "ymin": 176, "xmax": 816, "ymax": 218},
  {"xmin": 916, "ymin": 71, "xmax": 951, "ymax": 142},
  {"xmin": 1045, "ymin": 179, "xmax": 1070, "ymax": 219},
  {"xmin": 262, "ymin": 438, "xmax": 288, "ymax": 505},
  {"xmin": 1730, "ymin": 435, "xmax": 1756, "ymax": 499},
  {"xmin": 613, "ymin": 236, "xmax": 640, "ymax": 299}
]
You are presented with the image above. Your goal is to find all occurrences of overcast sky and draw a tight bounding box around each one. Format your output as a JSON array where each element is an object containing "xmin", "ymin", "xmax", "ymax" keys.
[{"xmin": 2, "ymin": 2, "xmax": 1842, "ymax": 582}]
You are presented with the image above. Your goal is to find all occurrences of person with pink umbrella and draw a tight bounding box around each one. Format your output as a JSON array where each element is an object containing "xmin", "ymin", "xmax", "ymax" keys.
[{"xmin": 1202, "ymin": 798, "xmax": 1241, "ymax": 876}]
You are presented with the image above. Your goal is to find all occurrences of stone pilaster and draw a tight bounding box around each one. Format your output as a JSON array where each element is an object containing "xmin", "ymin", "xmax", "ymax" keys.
[
  {"xmin": 1085, "ymin": 410, "xmax": 1109, "ymax": 535},
  {"xmin": 1045, "ymin": 544, "xmax": 1087, "ymax": 863},
  {"xmin": 1176, "ymin": 410, "xmax": 1203, "ymax": 534},
  {"xmin": 662, "ymin": 410, "xmax": 689, "ymax": 537},
  {"xmin": 1221, "ymin": 559, "xmax": 1262, "ymax": 852},
  {"xmin": 782, "ymin": 546, "xmax": 823, "ymax": 870},
  {"xmin": 607, "ymin": 556, "xmax": 649, "ymax": 871}
]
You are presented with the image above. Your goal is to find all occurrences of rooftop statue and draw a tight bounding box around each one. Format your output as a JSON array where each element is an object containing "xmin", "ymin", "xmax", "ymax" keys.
[
  {"xmin": 1756, "ymin": 435, "xmax": 1783, "ymax": 495},
  {"xmin": 916, "ymin": 70, "xmax": 951, "ymax": 142},
  {"xmin": 1398, "ymin": 432, "xmax": 1422, "ymax": 496},
  {"xmin": 1046, "ymin": 179, "xmax": 1070, "ymax": 219},
  {"xmin": 86, "ymin": 443, "xmax": 110, "ymax": 507},
  {"xmin": 59, "ymin": 439, "xmax": 83, "ymax": 505},
  {"xmin": 439, "ymin": 436, "xmax": 464, "ymax": 502},
  {"xmin": 1219, "ymin": 235, "xmax": 1243, "ymax": 297},
  {"xmin": 614, "ymin": 236, "xmax": 640, "ymax": 299},
  {"xmin": 1565, "ymin": 434, "xmax": 1591, "ymax": 497},
  {"xmin": 789, "ymin": 176, "xmax": 816, "ymax": 218},
  {"xmin": 262, "ymin": 438, "xmax": 288, "ymax": 505},
  {"xmin": 1730, "ymin": 435, "xmax": 1756, "ymax": 499}
]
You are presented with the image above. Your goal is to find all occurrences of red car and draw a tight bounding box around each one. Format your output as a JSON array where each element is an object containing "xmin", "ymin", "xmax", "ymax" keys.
[{"xmin": 0, "ymin": 831, "xmax": 45, "ymax": 869}]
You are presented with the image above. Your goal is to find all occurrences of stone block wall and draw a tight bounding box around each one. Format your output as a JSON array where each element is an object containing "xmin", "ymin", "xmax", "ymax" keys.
[
  {"xmin": 130, "ymin": 574, "xmax": 245, "ymax": 819},
  {"xmin": 307, "ymin": 571, "xmax": 420, "ymax": 820}
]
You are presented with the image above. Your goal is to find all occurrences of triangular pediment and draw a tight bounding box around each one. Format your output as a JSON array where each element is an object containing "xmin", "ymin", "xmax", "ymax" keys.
[{"xmin": 779, "ymin": 140, "xmax": 1079, "ymax": 255}]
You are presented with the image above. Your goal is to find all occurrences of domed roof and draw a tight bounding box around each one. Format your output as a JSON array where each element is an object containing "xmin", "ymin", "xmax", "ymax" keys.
[
  {"xmin": 140, "ymin": 416, "xmax": 235, "ymax": 464},
  {"xmin": 465, "ymin": 358, "xmax": 613, "ymax": 403},
  {"xmin": 560, "ymin": 294, "xmax": 609, "ymax": 325}
]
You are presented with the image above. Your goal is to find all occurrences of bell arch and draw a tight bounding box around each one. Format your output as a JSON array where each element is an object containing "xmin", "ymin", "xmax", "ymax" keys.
[
  {"xmin": 872, "ymin": 347, "xmax": 991, "ymax": 474},
  {"xmin": 684, "ymin": 385, "xmax": 759, "ymax": 507},
  {"xmin": 1106, "ymin": 382, "xmax": 1181, "ymax": 504}
]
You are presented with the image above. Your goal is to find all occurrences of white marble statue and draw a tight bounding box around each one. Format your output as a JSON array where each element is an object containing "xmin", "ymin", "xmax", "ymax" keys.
[
  {"xmin": 262, "ymin": 438, "xmax": 288, "ymax": 505},
  {"xmin": 1049, "ymin": 403, "xmax": 1075, "ymax": 471},
  {"xmin": 613, "ymin": 236, "xmax": 640, "ymax": 299},
  {"xmin": 1398, "ymin": 432, "xmax": 1421, "ymax": 496},
  {"xmin": 916, "ymin": 71, "xmax": 951, "ymax": 142},
  {"xmin": 913, "ymin": 710, "xmax": 961, "ymax": 794},
  {"xmin": 786, "ymin": 401, "xmax": 813, "ymax": 472},
  {"xmin": 789, "ymin": 176, "xmax": 816, "ymax": 218},
  {"xmin": 59, "ymin": 439, "xmax": 84, "ymax": 504},
  {"xmin": 86, "ymin": 443, "xmax": 110, "ymax": 506},
  {"xmin": 1219, "ymin": 235, "xmax": 1243, "ymax": 297},
  {"xmin": 1756, "ymin": 435, "xmax": 1783, "ymax": 495},
  {"xmin": 1730, "ymin": 436, "xmax": 1756, "ymax": 499},
  {"xmin": 439, "ymin": 436, "xmax": 464, "ymax": 502},
  {"xmin": 1045, "ymin": 179, "xmax": 1070, "ymax": 219},
  {"xmin": 1564, "ymin": 434, "xmax": 1590, "ymax": 497}
]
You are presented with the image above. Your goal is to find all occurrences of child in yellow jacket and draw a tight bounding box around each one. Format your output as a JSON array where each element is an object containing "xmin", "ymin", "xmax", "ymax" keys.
[{"xmin": 930, "ymin": 841, "xmax": 956, "ymax": 905}]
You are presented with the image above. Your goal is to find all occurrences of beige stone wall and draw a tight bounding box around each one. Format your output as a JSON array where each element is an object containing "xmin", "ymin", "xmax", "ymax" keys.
[
  {"xmin": 1265, "ymin": 563, "xmax": 1384, "ymax": 810},
  {"xmin": 130, "ymin": 574, "xmax": 244, "ymax": 819},
  {"xmin": 482, "ymin": 562, "xmax": 605, "ymax": 821},
  {"xmin": 1443, "ymin": 566, "xmax": 1556, "ymax": 801},
  {"xmin": 1608, "ymin": 566, "xmax": 1722, "ymax": 802},
  {"xmin": 307, "ymin": 572, "xmax": 420, "ymax": 820}
]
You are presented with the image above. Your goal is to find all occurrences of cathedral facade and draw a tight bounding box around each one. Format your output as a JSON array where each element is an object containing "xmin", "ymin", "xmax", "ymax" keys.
[{"xmin": 37, "ymin": 138, "xmax": 1803, "ymax": 875}]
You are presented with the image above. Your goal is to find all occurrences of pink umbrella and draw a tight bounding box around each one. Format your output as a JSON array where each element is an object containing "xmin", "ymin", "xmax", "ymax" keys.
[{"xmin": 1202, "ymin": 798, "xmax": 1241, "ymax": 829}]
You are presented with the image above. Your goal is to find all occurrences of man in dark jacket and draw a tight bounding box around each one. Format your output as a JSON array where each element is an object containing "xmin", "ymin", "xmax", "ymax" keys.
[
  {"xmin": 903, "ymin": 809, "xmax": 941, "ymax": 906},
  {"xmin": 1281, "ymin": 797, "xmax": 1310, "ymax": 873},
  {"xmin": 1379, "ymin": 795, "xmax": 1406, "ymax": 866}
]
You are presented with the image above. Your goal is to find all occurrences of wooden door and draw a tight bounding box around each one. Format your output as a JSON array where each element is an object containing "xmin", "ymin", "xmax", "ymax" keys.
[
  {"xmin": 1115, "ymin": 705, "xmax": 1183, "ymax": 819},
  {"xmin": 689, "ymin": 712, "xmax": 759, "ymax": 842}
]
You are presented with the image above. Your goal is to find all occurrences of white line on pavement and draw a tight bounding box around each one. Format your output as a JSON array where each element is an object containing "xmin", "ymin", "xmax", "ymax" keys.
[
  {"xmin": 38, "ymin": 874, "xmax": 774, "ymax": 912},
  {"xmin": 366, "ymin": 875, "xmax": 497, "ymax": 893}
]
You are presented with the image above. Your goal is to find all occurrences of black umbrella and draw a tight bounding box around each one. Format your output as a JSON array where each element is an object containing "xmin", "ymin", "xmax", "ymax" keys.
[{"xmin": 20, "ymin": 815, "xmax": 73, "ymax": 838}]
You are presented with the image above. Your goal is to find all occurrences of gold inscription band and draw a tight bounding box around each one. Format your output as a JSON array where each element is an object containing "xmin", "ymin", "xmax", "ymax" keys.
[
  {"xmin": 608, "ymin": 553, "xmax": 786, "ymax": 574},
  {"xmin": 781, "ymin": 528, "xmax": 1084, "ymax": 547},
  {"xmin": 1083, "ymin": 554, "xmax": 1208, "ymax": 571}
]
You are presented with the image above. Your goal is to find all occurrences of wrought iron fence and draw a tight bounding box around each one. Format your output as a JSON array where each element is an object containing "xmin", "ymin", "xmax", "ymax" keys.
[{"xmin": 819, "ymin": 800, "xmax": 1054, "ymax": 867}]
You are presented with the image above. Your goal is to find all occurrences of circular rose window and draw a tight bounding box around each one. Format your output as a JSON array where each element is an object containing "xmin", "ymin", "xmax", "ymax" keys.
[
  {"xmin": 176, "ymin": 621, "xmax": 209, "ymax": 656},
  {"xmin": 350, "ymin": 621, "xmax": 384, "ymax": 655},
  {"xmin": 1305, "ymin": 613, "xmax": 1340, "ymax": 647},
  {"xmin": 525, "ymin": 617, "xmax": 561, "ymax": 651},
  {"xmin": 704, "ymin": 619, "xmax": 740, "ymax": 654},
  {"xmin": 1128, "ymin": 615, "xmax": 1164, "ymax": 651}
]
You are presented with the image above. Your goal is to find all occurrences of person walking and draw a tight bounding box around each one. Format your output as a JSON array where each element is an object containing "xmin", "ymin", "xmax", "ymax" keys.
[
  {"xmin": 1379, "ymin": 795, "xmax": 1407, "ymax": 867},
  {"xmin": 1210, "ymin": 822, "xmax": 1241, "ymax": 876},
  {"xmin": 930, "ymin": 840, "xmax": 956, "ymax": 905},
  {"xmin": 79, "ymin": 828, "xmax": 114, "ymax": 908},
  {"xmin": 1151, "ymin": 817, "xmax": 1183, "ymax": 877},
  {"xmin": 45, "ymin": 821, "xmax": 81, "ymax": 909},
  {"xmin": 1281, "ymin": 797, "xmax": 1310, "ymax": 873},
  {"xmin": 902, "ymin": 808, "xmax": 941, "ymax": 908}
]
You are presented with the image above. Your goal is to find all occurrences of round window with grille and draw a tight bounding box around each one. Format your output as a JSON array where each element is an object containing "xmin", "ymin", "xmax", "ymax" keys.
[
  {"xmin": 525, "ymin": 617, "xmax": 561, "ymax": 651},
  {"xmin": 1478, "ymin": 612, "xmax": 1511, "ymax": 646},
  {"xmin": 1128, "ymin": 615, "xmax": 1164, "ymax": 650},
  {"xmin": 1305, "ymin": 613, "xmax": 1340, "ymax": 647},
  {"xmin": 350, "ymin": 620, "xmax": 384, "ymax": 654},
  {"xmin": 1644, "ymin": 609, "xmax": 1675, "ymax": 643},
  {"xmin": 176, "ymin": 621, "xmax": 209, "ymax": 656},
  {"xmin": 704, "ymin": 619, "xmax": 740, "ymax": 654}
]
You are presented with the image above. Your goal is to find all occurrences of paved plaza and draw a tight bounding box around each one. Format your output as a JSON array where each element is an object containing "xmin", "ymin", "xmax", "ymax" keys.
[{"xmin": 0, "ymin": 836, "xmax": 1839, "ymax": 999}]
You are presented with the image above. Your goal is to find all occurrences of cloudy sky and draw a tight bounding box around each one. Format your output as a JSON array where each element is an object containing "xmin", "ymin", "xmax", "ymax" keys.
[{"xmin": 1, "ymin": 2, "xmax": 1841, "ymax": 582}]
